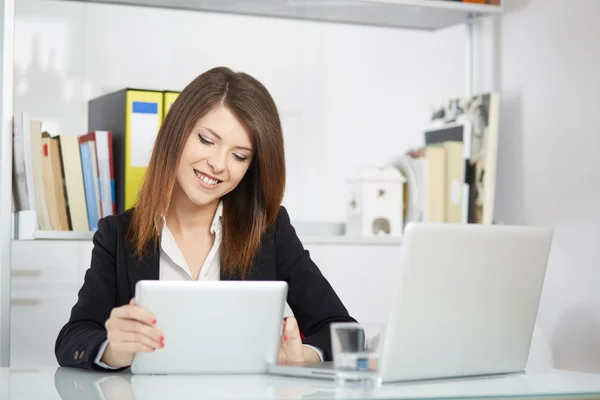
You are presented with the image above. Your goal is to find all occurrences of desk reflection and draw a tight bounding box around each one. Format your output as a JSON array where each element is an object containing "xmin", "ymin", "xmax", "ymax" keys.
[{"xmin": 53, "ymin": 367, "xmax": 338, "ymax": 400}]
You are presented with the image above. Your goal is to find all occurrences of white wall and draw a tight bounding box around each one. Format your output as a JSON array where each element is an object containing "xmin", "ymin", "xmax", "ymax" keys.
[
  {"xmin": 14, "ymin": 0, "xmax": 466, "ymax": 224},
  {"xmin": 477, "ymin": 0, "xmax": 600, "ymax": 374}
]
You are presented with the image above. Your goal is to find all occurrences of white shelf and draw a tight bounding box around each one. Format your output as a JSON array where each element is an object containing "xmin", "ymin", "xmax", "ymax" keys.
[
  {"xmin": 11, "ymin": 211, "xmax": 95, "ymax": 240},
  {"xmin": 14, "ymin": 230, "xmax": 94, "ymax": 241},
  {"xmin": 301, "ymin": 235, "xmax": 402, "ymax": 245},
  {"xmin": 53, "ymin": 0, "xmax": 502, "ymax": 30},
  {"xmin": 13, "ymin": 232, "xmax": 401, "ymax": 245}
]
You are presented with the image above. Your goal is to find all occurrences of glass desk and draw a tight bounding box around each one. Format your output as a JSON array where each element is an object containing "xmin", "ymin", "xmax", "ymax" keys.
[{"xmin": 3, "ymin": 367, "xmax": 600, "ymax": 399}]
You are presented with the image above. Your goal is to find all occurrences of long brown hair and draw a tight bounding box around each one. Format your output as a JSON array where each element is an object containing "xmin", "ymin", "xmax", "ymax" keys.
[{"xmin": 128, "ymin": 67, "xmax": 286, "ymax": 279}]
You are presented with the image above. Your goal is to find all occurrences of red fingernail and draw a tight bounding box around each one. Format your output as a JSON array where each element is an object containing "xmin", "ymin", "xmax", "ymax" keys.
[
  {"xmin": 284, "ymin": 335, "xmax": 288, "ymax": 341},
  {"xmin": 161, "ymin": 342, "xmax": 165, "ymax": 348},
  {"xmin": 152, "ymin": 320, "xmax": 156, "ymax": 324},
  {"xmin": 160, "ymin": 336, "xmax": 164, "ymax": 341}
]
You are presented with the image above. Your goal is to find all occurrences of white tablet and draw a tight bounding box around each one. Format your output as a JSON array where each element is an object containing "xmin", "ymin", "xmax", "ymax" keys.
[{"xmin": 130, "ymin": 280, "xmax": 288, "ymax": 374}]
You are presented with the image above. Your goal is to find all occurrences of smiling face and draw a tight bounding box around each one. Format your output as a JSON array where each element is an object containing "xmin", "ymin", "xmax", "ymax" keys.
[
  {"xmin": 131, "ymin": 67, "xmax": 287, "ymax": 278},
  {"xmin": 174, "ymin": 105, "xmax": 254, "ymax": 209}
]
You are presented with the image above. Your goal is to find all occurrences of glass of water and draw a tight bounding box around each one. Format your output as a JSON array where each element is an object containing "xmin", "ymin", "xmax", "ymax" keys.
[{"xmin": 330, "ymin": 322, "xmax": 383, "ymax": 388}]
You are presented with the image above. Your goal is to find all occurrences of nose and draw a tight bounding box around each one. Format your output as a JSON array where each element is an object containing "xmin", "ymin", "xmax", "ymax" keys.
[{"xmin": 207, "ymin": 151, "xmax": 226, "ymax": 173}]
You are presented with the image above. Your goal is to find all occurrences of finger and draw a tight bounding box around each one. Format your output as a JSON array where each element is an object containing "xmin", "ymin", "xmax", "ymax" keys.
[
  {"xmin": 278, "ymin": 348, "xmax": 286, "ymax": 365},
  {"xmin": 116, "ymin": 331, "xmax": 163, "ymax": 350},
  {"xmin": 130, "ymin": 298, "xmax": 136, "ymax": 305},
  {"xmin": 283, "ymin": 317, "xmax": 301, "ymax": 341},
  {"xmin": 111, "ymin": 305, "xmax": 156, "ymax": 326},
  {"xmin": 280, "ymin": 317, "xmax": 303, "ymax": 364},
  {"xmin": 118, "ymin": 341, "xmax": 155, "ymax": 354},
  {"xmin": 118, "ymin": 319, "xmax": 164, "ymax": 344}
]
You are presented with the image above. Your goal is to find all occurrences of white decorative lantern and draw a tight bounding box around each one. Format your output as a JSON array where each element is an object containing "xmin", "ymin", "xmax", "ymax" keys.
[{"xmin": 345, "ymin": 166, "xmax": 406, "ymax": 238}]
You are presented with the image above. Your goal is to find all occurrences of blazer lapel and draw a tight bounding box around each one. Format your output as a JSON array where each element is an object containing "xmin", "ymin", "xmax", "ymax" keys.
[{"xmin": 126, "ymin": 243, "xmax": 160, "ymax": 296}]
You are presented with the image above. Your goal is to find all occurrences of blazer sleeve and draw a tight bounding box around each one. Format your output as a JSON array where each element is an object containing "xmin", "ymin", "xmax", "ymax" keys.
[
  {"xmin": 54, "ymin": 216, "xmax": 126, "ymax": 371},
  {"xmin": 274, "ymin": 206, "xmax": 356, "ymax": 361}
]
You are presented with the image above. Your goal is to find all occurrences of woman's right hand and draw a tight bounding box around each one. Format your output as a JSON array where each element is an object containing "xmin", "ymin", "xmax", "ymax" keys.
[{"xmin": 101, "ymin": 298, "xmax": 164, "ymax": 368}]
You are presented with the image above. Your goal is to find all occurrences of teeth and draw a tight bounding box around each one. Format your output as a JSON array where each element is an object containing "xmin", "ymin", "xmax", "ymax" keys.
[
  {"xmin": 203, "ymin": 176, "xmax": 217, "ymax": 185},
  {"xmin": 195, "ymin": 170, "xmax": 219, "ymax": 185}
]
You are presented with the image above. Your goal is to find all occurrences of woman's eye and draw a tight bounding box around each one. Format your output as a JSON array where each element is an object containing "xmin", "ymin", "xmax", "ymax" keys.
[
  {"xmin": 233, "ymin": 154, "xmax": 248, "ymax": 162},
  {"xmin": 197, "ymin": 133, "xmax": 214, "ymax": 145}
]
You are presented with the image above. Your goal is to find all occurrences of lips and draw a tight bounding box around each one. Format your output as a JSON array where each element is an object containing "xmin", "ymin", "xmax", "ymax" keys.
[{"xmin": 194, "ymin": 169, "xmax": 222, "ymax": 186}]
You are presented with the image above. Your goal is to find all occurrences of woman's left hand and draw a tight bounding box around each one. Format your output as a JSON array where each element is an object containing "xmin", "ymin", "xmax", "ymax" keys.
[{"xmin": 278, "ymin": 316, "xmax": 320, "ymax": 365}]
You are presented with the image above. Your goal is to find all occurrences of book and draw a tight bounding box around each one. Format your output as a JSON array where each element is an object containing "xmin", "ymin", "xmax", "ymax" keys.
[
  {"xmin": 57, "ymin": 135, "xmax": 89, "ymax": 232},
  {"xmin": 430, "ymin": 92, "xmax": 500, "ymax": 224}
]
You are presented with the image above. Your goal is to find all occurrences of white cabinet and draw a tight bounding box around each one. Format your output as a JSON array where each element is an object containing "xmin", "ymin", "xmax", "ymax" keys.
[
  {"xmin": 10, "ymin": 240, "xmax": 92, "ymax": 368},
  {"xmin": 10, "ymin": 289, "xmax": 78, "ymax": 368},
  {"xmin": 11, "ymin": 241, "xmax": 90, "ymax": 289}
]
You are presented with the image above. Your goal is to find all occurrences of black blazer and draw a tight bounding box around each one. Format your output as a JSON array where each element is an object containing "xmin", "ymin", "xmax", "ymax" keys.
[{"xmin": 55, "ymin": 206, "xmax": 355, "ymax": 371}]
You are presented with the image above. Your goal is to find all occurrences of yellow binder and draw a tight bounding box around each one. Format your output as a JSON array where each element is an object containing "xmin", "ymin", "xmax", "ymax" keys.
[
  {"xmin": 89, "ymin": 88, "xmax": 176, "ymax": 213},
  {"xmin": 125, "ymin": 90, "xmax": 164, "ymax": 210},
  {"xmin": 163, "ymin": 91, "xmax": 180, "ymax": 119}
]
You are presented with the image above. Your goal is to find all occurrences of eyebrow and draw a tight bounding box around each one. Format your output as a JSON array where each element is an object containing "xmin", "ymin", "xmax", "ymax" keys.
[{"xmin": 203, "ymin": 126, "xmax": 253, "ymax": 153}]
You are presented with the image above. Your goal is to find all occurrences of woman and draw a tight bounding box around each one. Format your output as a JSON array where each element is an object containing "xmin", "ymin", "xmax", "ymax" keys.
[{"xmin": 54, "ymin": 66, "xmax": 355, "ymax": 371}]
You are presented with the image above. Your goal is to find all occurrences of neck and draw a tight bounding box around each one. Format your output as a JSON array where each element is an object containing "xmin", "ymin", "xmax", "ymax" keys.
[{"xmin": 166, "ymin": 185, "xmax": 219, "ymax": 235}]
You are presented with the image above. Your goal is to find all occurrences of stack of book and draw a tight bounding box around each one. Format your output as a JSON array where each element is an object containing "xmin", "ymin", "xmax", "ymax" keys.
[
  {"xmin": 424, "ymin": 92, "xmax": 500, "ymax": 225},
  {"xmin": 12, "ymin": 111, "xmax": 115, "ymax": 234},
  {"xmin": 12, "ymin": 88, "xmax": 180, "ymax": 238}
]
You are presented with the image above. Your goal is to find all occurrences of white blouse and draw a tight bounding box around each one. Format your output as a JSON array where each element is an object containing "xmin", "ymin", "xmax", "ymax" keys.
[{"xmin": 159, "ymin": 200, "xmax": 223, "ymax": 281}]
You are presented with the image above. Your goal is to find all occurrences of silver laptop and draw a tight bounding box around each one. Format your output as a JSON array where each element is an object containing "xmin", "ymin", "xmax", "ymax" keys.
[
  {"xmin": 269, "ymin": 222, "xmax": 554, "ymax": 382},
  {"xmin": 131, "ymin": 280, "xmax": 287, "ymax": 374}
]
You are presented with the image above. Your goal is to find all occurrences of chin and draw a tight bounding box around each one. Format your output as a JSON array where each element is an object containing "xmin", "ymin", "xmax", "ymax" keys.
[
  {"xmin": 189, "ymin": 194, "xmax": 220, "ymax": 207},
  {"xmin": 187, "ymin": 184, "xmax": 232, "ymax": 207}
]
